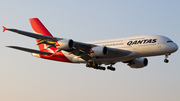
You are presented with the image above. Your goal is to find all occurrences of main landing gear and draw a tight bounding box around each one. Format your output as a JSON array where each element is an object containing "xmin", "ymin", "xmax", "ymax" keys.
[
  {"xmin": 86, "ymin": 62, "xmax": 106, "ymax": 71},
  {"xmin": 107, "ymin": 64, "xmax": 116, "ymax": 71},
  {"xmin": 164, "ymin": 54, "xmax": 170, "ymax": 63},
  {"xmin": 86, "ymin": 62, "xmax": 116, "ymax": 71}
]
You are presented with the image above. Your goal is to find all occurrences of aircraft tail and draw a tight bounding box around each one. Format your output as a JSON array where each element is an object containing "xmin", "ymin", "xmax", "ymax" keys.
[{"xmin": 29, "ymin": 18, "xmax": 55, "ymax": 51}]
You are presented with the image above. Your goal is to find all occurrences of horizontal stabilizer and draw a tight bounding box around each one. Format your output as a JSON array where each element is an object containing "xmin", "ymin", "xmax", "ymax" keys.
[{"xmin": 7, "ymin": 46, "xmax": 52, "ymax": 55}]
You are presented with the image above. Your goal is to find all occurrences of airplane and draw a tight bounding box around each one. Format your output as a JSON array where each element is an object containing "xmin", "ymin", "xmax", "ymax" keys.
[{"xmin": 2, "ymin": 18, "xmax": 178, "ymax": 71}]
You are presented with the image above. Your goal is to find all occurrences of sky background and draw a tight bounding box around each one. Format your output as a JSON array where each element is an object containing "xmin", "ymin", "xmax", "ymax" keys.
[{"xmin": 0, "ymin": 0, "xmax": 180, "ymax": 101}]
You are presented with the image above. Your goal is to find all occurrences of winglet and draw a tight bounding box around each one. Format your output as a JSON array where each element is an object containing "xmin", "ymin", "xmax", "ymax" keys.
[{"xmin": 2, "ymin": 26, "xmax": 7, "ymax": 32}]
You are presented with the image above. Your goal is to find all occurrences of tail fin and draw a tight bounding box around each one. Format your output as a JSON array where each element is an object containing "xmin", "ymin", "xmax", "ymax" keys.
[
  {"xmin": 29, "ymin": 18, "xmax": 52, "ymax": 37},
  {"xmin": 29, "ymin": 18, "xmax": 54, "ymax": 51}
]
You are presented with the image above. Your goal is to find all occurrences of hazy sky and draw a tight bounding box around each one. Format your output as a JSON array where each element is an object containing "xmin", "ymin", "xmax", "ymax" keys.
[{"xmin": 0, "ymin": 0, "xmax": 180, "ymax": 101}]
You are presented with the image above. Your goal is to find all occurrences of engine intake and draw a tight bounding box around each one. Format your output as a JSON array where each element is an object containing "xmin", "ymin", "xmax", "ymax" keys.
[
  {"xmin": 90, "ymin": 46, "xmax": 108, "ymax": 57},
  {"xmin": 56, "ymin": 39, "xmax": 74, "ymax": 50},
  {"xmin": 128, "ymin": 57, "xmax": 148, "ymax": 68}
]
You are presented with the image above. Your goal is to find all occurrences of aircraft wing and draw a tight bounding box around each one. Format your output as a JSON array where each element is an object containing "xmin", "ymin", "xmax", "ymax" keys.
[
  {"xmin": 3, "ymin": 27, "xmax": 62, "ymax": 41},
  {"xmin": 7, "ymin": 46, "xmax": 52, "ymax": 55},
  {"xmin": 3, "ymin": 27, "xmax": 94, "ymax": 50},
  {"xmin": 4, "ymin": 27, "xmax": 132, "ymax": 63},
  {"xmin": 3, "ymin": 27, "xmax": 96, "ymax": 50}
]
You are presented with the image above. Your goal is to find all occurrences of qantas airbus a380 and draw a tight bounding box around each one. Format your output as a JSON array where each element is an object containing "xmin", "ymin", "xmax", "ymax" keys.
[{"xmin": 3, "ymin": 18, "xmax": 178, "ymax": 71}]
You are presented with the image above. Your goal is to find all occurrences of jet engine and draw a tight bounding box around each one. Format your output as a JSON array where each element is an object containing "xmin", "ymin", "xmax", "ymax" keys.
[
  {"xmin": 56, "ymin": 39, "xmax": 74, "ymax": 50},
  {"xmin": 90, "ymin": 46, "xmax": 108, "ymax": 57},
  {"xmin": 128, "ymin": 57, "xmax": 148, "ymax": 68}
]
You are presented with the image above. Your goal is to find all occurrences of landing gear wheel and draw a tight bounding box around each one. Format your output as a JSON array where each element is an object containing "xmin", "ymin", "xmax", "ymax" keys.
[
  {"xmin": 99, "ymin": 66, "xmax": 106, "ymax": 70},
  {"xmin": 111, "ymin": 67, "xmax": 116, "ymax": 71},
  {"xmin": 164, "ymin": 59, "xmax": 169, "ymax": 63},
  {"xmin": 107, "ymin": 66, "xmax": 116, "ymax": 71}
]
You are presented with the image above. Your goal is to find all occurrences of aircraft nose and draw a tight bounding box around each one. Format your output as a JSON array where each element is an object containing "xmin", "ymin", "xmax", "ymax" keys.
[{"xmin": 173, "ymin": 43, "xmax": 178, "ymax": 52}]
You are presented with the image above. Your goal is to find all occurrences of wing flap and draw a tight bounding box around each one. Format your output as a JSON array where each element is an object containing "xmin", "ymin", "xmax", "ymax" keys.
[{"xmin": 7, "ymin": 46, "xmax": 52, "ymax": 55}]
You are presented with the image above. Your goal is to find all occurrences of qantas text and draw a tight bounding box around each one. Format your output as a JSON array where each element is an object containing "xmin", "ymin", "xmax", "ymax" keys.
[{"xmin": 127, "ymin": 39, "xmax": 157, "ymax": 46}]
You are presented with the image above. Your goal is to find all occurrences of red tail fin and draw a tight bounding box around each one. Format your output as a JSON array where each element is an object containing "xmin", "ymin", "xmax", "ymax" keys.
[
  {"xmin": 29, "ymin": 18, "xmax": 53, "ymax": 50},
  {"xmin": 29, "ymin": 18, "xmax": 53, "ymax": 37}
]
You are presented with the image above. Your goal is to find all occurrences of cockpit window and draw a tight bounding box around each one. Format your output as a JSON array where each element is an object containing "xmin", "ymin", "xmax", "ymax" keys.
[{"xmin": 167, "ymin": 41, "xmax": 173, "ymax": 43}]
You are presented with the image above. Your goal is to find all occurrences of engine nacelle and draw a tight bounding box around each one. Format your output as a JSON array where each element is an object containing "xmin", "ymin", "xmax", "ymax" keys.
[
  {"xmin": 56, "ymin": 39, "xmax": 74, "ymax": 50},
  {"xmin": 90, "ymin": 46, "xmax": 108, "ymax": 57},
  {"xmin": 128, "ymin": 58, "xmax": 148, "ymax": 68}
]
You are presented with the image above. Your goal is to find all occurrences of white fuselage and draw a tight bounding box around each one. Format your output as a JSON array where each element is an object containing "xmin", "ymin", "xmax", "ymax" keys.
[
  {"xmin": 61, "ymin": 35, "xmax": 178, "ymax": 64},
  {"xmin": 6, "ymin": 18, "xmax": 178, "ymax": 67}
]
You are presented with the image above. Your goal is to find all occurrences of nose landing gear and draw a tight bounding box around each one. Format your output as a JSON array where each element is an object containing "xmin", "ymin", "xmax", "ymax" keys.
[
  {"xmin": 164, "ymin": 54, "xmax": 170, "ymax": 63},
  {"xmin": 164, "ymin": 59, "xmax": 169, "ymax": 63}
]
